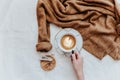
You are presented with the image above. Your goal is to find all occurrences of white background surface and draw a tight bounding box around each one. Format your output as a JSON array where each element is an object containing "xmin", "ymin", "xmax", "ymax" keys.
[{"xmin": 0, "ymin": 0, "xmax": 120, "ymax": 80}]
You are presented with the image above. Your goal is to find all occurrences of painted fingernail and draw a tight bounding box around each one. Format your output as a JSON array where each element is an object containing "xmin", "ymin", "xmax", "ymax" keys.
[{"xmin": 72, "ymin": 50, "xmax": 74, "ymax": 54}]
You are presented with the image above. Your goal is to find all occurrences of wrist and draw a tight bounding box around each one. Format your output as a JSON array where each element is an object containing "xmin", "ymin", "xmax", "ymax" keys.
[
  {"xmin": 77, "ymin": 71, "xmax": 84, "ymax": 80},
  {"xmin": 77, "ymin": 76, "xmax": 84, "ymax": 80}
]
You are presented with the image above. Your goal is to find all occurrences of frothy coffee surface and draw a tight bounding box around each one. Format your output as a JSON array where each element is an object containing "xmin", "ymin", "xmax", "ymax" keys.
[{"xmin": 61, "ymin": 34, "xmax": 76, "ymax": 50}]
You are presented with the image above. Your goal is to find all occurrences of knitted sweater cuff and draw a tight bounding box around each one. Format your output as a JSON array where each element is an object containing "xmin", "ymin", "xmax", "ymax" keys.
[{"xmin": 36, "ymin": 42, "xmax": 52, "ymax": 52}]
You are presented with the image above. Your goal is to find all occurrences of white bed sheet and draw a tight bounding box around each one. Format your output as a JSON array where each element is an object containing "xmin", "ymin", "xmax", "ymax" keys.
[{"xmin": 0, "ymin": 0, "xmax": 120, "ymax": 80}]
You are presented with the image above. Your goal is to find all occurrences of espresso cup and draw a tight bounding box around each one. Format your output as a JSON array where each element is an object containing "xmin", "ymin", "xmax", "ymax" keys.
[{"xmin": 58, "ymin": 33, "xmax": 77, "ymax": 53}]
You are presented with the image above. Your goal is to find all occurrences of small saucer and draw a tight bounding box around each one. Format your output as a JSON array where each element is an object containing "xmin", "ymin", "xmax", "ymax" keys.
[{"xmin": 54, "ymin": 28, "xmax": 83, "ymax": 56}]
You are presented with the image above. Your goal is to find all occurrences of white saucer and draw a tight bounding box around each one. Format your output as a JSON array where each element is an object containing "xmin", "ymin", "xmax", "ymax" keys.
[{"xmin": 54, "ymin": 28, "xmax": 83, "ymax": 55}]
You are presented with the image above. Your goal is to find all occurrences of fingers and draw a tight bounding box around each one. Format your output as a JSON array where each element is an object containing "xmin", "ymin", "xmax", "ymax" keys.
[
  {"xmin": 71, "ymin": 53, "xmax": 76, "ymax": 61},
  {"xmin": 71, "ymin": 51, "xmax": 80, "ymax": 61},
  {"xmin": 75, "ymin": 52, "xmax": 79, "ymax": 59},
  {"xmin": 71, "ymin": 51, "xmax": 82, "ymax": 61}
]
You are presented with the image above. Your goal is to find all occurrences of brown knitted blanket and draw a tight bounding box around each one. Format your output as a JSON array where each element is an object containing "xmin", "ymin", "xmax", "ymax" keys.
[{"xmin": 36, "ymin": 0, "xmax": 120, "ymax": 60}]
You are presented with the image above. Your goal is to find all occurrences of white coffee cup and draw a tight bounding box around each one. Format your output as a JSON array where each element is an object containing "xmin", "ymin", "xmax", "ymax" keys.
[{"xmin": 58, "ymin": 33, "xmax": 77, "ymax": 54}]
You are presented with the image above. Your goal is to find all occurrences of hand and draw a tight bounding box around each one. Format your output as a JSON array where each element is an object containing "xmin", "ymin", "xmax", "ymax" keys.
[{"xmin": 71, "ymin": 51, "xmax": 84, "ymax": 80}]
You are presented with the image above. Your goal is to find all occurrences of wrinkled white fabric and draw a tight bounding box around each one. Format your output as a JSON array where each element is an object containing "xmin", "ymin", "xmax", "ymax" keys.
[{"xmin": 0, "ymin": 0, "xmax": 120, "ymax": 80}]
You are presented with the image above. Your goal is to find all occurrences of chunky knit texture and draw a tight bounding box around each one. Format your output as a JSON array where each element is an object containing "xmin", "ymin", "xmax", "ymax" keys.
[{"xmin": 36, "ymin": 0, "xmax": 120, "ymax": 60}]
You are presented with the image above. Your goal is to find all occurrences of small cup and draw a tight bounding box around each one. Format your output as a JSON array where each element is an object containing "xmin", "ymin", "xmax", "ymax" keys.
[{"xmin": 58, "ymin": 33, "xmax": 77, "ymax": 54}]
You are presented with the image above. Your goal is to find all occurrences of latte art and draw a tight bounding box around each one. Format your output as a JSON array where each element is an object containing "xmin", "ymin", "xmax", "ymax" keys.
[
  {"xmin": 61, "ymin": 34, "xmax": 76, "ymax": 50},
  {"xmin": 63, "ymin": 37, "xmax": 74, "ymax": 48}
]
